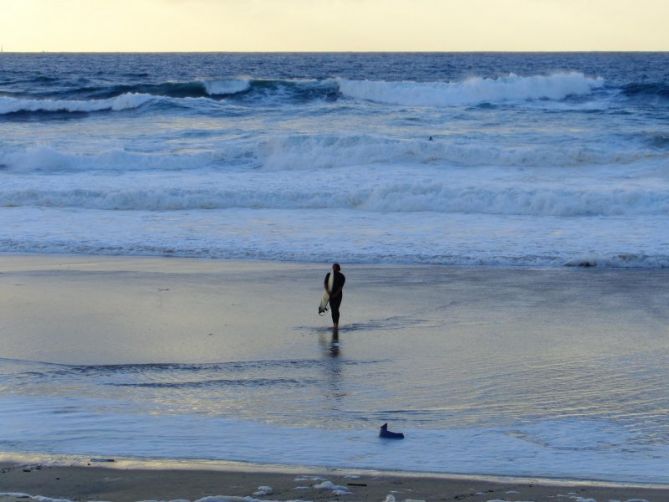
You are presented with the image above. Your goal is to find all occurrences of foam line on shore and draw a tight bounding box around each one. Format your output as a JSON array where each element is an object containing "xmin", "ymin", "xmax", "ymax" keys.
[{"xmin": 2, "ymin": 453, "xmax": 669, "ymax": 490}]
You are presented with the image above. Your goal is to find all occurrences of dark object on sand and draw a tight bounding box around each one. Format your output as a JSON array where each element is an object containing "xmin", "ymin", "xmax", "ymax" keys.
[
  {"xmin": 379, "ymin": 423, "xmax": 405, "ymax": 439},
  {"xmin": 90, "ymin": 458, "xmax": 115, "ymax": 463}
]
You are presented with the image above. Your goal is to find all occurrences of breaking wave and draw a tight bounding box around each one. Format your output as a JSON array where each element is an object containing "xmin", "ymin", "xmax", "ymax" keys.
[
  {"xmin": 0, "ymin": 73, "xmax": 611, "ymax": 115},
  {"xmin": 2, "ymin": 54, "xmax": 667, "ymax": 270},
  {"xmin": 203, "ymin": 79, "xmax": 251, "ymax": 95},
  {"xmin": 77, "ymin": 78, "xmax": 253, "ymax": 99},
  {"xmin": 336, "ymin": 72, "xmax": 605, "ymax": 106},
  {"xmin": 2, "ymin": 136, "xmax": 659, "ymax": 174},
  {"xmin": 0, "ymin": 93, "xmax": 155, "ymax": 115},
  {"xmin": 5, "ymin": 73, "xmax": 669, "ymax": 117},
  {"xmin": 2, "ymin": 183, "xmax": 668, "ymax": 217}
]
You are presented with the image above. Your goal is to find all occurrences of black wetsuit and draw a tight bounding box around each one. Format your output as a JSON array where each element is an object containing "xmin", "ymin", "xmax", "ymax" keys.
[{"xmin": 324, "ymin": 271, "xmax": 346, "ymax": 324}]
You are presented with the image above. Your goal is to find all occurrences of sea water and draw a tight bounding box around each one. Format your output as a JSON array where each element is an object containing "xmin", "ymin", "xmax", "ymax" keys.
[
  {"xmin": 0, "ymin": 52, "xmax": 668, "ymax": 266},
  {"xmin": 1, "ymin": 53, "xmax": 669, "ymax": 483}
]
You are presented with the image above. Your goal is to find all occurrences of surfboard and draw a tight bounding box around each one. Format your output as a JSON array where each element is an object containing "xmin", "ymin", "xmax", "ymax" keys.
[
  {"xmin": 318, "ymin": 291, "xmax": 329, "ymax": 314},
  {"xmin": 319, "ymin": 271, "xmax": 335, "ymax": 314}
]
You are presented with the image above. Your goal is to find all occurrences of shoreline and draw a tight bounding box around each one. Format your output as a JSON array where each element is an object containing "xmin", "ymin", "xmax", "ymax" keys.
[
  {"xmin": 2, "ymin": 459, "xmax": 669, "ymax": 502},
  {"xmin": 3, "ymin": 452, "xmax": 669, "ymax": 489},
  {"xmin": 0, "ymin": 249, "xmax": 666, "ymax": 271}
]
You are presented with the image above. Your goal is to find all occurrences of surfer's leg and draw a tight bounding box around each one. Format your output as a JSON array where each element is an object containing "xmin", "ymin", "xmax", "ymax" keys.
[{"xmin": 330, "ymin": 296, "xmax": 341, "ymax": 327}]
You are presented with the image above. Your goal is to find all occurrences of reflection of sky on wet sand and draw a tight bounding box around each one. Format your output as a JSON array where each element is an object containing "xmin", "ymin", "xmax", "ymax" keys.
[{"xmin": 1, "ymin": 256, "xmax": 669, "ymax": 437}]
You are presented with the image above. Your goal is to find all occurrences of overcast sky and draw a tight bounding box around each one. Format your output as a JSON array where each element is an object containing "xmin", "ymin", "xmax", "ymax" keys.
[{"xmin": 1, "ymin": 0, "xmax": 667, "ymax": 52}]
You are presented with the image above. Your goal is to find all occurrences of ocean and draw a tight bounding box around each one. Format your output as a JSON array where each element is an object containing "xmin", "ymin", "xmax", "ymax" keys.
[
  {"xmin": 0, "ymin": 52, "xmax": 668, "ymax": 266},
  {"xmin": 1, "ymin": 53, "xmax": 669, "ymax": 485}
]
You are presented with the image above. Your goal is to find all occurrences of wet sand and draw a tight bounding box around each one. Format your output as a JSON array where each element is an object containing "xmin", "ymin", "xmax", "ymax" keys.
[
  {"xmin": 2, "ymin": 254, "xmax": 668, "ymax": 367},
  {"xmin": 1, "ymin": 460, "xmax": 668, "ymax": 502},
  {"xmin": 1, "ymin": 255, "xmax": 669, "ymax": 498}
]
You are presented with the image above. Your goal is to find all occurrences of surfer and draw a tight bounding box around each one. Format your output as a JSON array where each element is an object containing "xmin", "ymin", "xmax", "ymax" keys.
[{"xmin": 322, "ymin": 263, "xmax": 346, "ymax": 330}]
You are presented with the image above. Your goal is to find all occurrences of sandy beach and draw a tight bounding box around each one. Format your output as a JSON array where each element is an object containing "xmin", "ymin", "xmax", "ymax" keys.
[
  {"xmin": 1, "ymin": 460, "xmax": 669, "ymax": 501},
  {"xmin": 1, "ymin": 255, "xmax": 669, "ymax": 500}
]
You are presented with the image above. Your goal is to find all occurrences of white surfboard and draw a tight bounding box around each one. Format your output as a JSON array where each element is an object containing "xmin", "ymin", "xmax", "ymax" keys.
[
  {"xmin": 318, "ymin": 290, "xmax": 329, "ymax": 314},
  {"xmin": 318, "ymin": 271, "xmax": 335, "ymax": 314}
]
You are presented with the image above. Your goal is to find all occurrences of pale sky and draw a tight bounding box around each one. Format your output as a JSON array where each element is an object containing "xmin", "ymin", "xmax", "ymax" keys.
[{"xmin": 1, "ymin": 0, "xmax": 667, "ymax": 52}]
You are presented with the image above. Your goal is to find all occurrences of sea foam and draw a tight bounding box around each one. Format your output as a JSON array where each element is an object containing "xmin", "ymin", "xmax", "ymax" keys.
[
  {"xmin": 0, "ymin": 53, "xmax": 666, "ymax": 268},
  {"xmin": 337, "ymin": 72, "xmax": 604, "ymax": 106},
  {"xmin": 203, "ymin": 78, "xmax": 252, "ymax": 95},
  {"xmin": 1, "ymin": 182, "xmax": 668, "ymax": 217},
  {"xmin": 0, "ymin": 73, "xmax": 607, "ymax": 114},
  {"xmin": 2, "ymin": 134, "xmax": 658, "ymax": 174}
]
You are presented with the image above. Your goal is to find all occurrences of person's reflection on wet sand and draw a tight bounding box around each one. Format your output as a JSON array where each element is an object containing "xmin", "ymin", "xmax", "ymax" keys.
[
  {"xmin": 319, "ymin": 329, "xmax": 340, "ymax": 357},
  {"xmin": 317, "ymin": 329, "xmax": 345, "ymax": 405},
  {"xmin": 330, "ymin": 327, "xmax": 340, "ymax": 357}
]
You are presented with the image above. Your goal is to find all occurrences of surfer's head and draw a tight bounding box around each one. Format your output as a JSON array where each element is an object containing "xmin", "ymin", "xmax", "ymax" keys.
[{"xmin": 332, "ymin": 263, "xmax": 341, "ymax": 272}]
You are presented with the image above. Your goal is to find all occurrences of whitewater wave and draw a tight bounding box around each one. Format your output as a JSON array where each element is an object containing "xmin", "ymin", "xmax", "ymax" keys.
[
  {"xmin": 1, "ymin": 146, "xmax": 221, "ymax": 172},
  {"xmin": 2, "ymin": 183, "xmax": 668, "ymax": 217},
  {"xmin": 0, "ymin": 73, "xmax": 611, "ymax": 114},
  {"xmin": 5, "ymin": 73, "xmax": 666, "ymax": 115},
  {"xmin": 0, "ymin": 78, "xmax": 328, "ymax": 115},
  {"xmin": 1, "ymin": 134, "xmax": 661, "ymax": 174},
  {"xmin": 203, "ymin": 78, "xmax": 252, "ymax": 95},
  {"xmin": 254, "ymin": 134, "xmax": 657, "ymax": 171},
  {"xmin": 0, "ymin": 93, "xmax": 155, "ymax": 115},
  {"xmin": 336, "ymin": 72, "xmax": 605, "ymax": 106}
]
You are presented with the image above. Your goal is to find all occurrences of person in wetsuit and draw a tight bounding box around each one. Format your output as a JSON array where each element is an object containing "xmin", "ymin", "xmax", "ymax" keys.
[{"xmin": 324, "ymin": 263, "xmax": 346, "ymax": 329}]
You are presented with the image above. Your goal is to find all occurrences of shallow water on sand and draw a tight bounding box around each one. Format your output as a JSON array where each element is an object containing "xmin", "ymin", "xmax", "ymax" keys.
[{"xmin": 1, "ymin": 259, "xmax": 668, "ymax": 482}]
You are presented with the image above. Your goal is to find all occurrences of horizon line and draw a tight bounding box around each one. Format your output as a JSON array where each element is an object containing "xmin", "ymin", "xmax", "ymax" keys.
[{"xmin": 2, "ymin": 50, "xmax": 668, "ymax": 54}]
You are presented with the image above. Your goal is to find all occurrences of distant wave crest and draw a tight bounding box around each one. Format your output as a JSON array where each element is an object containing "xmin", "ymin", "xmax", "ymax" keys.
[
  {"xmin": 86, "ymin": 79, "xmax": 254, "ymax": 99},
  {"xmin": 0, "ymin": 73, "xmax": 609, "ymax": 115},
  {"xmin": 336, "ymin": 72, "xmax": 605, "ymax": 106},
  {"xmin": 59, "ymin": 79, "xmax": 253, "ymax": 100},
  {"xmin": 0, "ymin": 79, "xmax": 253, "ymax": 115},
  {"xmin": 203, "ymin": 78, "xmax": 252, "ymax": 96},
  {"xmin": 6, "ymin": 74, "xmax": 667, "ymax": 116},
  {"xmin": 0, "ymin": 93, "xmax": 154, "ymax": 115}
]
